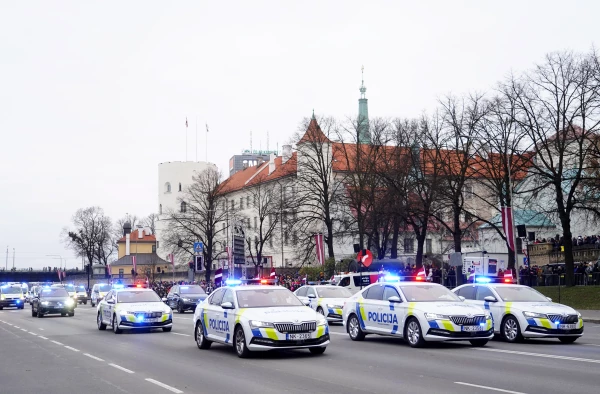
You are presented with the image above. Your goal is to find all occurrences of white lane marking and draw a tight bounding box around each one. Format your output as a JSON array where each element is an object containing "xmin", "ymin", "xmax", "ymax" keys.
[
  {"xmin": 6, "ymin": 323, "xmax": 13, "ymax": 326},
  {"xmin": 51, "ymin": 340, "xmax": 64, "ymax": 346},
  {"xmin": 38, "ymin": 336, "xmax": 48, "ymax": 340},
  {"xmin": 64, "ymin": 346, "xmax": 79, "ymax": 352},
  {"xmin": 84, "ymin": 353, "xmax": 105, "ymax": 362},
  {"xmin": 455, "ymin": 382, "xmax": 527, "ymax": 394},
  {"xmin": 20, "ymin": 329, "xmax": 28, "ymax": 332},
  {"xmin": 109, "ymin": 363, "xmax": 134, "ymax": 374},
  {"xmin": 14, "ymin": 326, "xmax": 20, "ymax": 328},
  {"xmin": 38, "ymin": 328, "xmax": 44, "ymax": 330},
  {"xmin": 29, "ymin": 332, "xmax": 37, "ymax": 336},
  {"xmin": 583, "ymin": 343, "xmax": 600, "ymax": 347},
  {"xmin": 328, "ymin": 332, "xmax": 346, "ymax": 336},
  {"xmin": 145, "ymin": 378, "xmax": 183, "ymax": 393},
  {"xmin": 473, "ymin": 348, "xmax": 600, "ymax": 364},
  {"xmin": 173, "ymin": 317, "xmax": 192, "ymax": 321},
  {"xmin": 172, "ymin": 333, "xmax": 190, "ymax": 337}
]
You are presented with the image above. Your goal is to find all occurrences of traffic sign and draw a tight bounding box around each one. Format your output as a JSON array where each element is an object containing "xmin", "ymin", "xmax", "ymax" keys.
[
  {"xmin": 356, "ymin": 249, "xmax": 373, "ymax": 268},
  {"xmin": 194, "ymin": 242, "xmax": 204, "ymax": 254}
]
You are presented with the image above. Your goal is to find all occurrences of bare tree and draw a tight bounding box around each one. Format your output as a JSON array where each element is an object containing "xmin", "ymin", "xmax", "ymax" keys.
[
  {"xmin": 161, "ymin": 167, "xmax": 231, "ymax": 282},
  {"xmin": 505, "ymin": 50, "xmax": 600, "ymax": 286},
  {"xmin": 62, "ymin": 206, "xmax": 113, "ymax": 267},
  {"xmin": 143, "ymin": 213, "xmax": 158, "ymax": 235}
]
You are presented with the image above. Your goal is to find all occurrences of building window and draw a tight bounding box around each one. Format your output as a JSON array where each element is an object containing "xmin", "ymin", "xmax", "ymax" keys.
[
  {"xmin": 246, "ymin": 195, "xmax": 250, "ymax": 208},
  {"xmin": 254, "ymin": 195, "xmax": 257, "ymax": 207},
  {"xmin": 180, "ymin": 202, "xmax": 187, "ymax": 213},
  {"xmin": 404, "ymin": 238, "xmax": 414, "ymax": 253},
  {"xmin": 119, "ymin": 269, "xmax": 124, "ymax": 279},
  {"xmin": 254, "ymin": 217, "xmax": 257, "ymax": 230},
  {"xmin": 464, "ymin": 184, "xmax": 473, "ymax": 199},
  {"xmin": 284, "ymin": 232, "xmax": 289, "ymax": 246},
  {"xmin": 516, "ymin": 237, "xmax": 523, "ymax": 252},
  {"xmin": 159, "ymin": 204, "xmax": 162, "ymax": 215},
  {"xmin": 152, "ymin": 245, "xmax": 156, "ymax": 253},
  {"xmin": 230, "ymin": 200, "xmax": 235, "ymax": 210},
  {"xmin": 178, "ymin": 182, "xmax": 182, "ymax": 192},
  {"xmin": 165, "ymin": 182, "xmax": 171, "ymax": 193},
  {"xmin": 292, "ymin": 231, "xmax": 298, "ymax": 245},
  {"xmin": 240, "ymin": 197, "xmax": 244, "ymax": 210},
  {"xmin": 426, "ymin": 239, "xmax": 432, "ymax": 254},
  {"xmin": 269, "ymin": 237, "xmax": 273, "ymax": 248}
]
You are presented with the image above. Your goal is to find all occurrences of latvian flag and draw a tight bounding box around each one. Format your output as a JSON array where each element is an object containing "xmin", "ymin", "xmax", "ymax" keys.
[
  {"xmin": 270, "ymin": 267, "xmax": 276, "ymax": 279},
  {"xmin": 416, "ymin": 266, "xmax": 426, "ymax": 281},
  {"xmin": 215, "ymin": 268, "xmax": 223, "ymax": 287}
]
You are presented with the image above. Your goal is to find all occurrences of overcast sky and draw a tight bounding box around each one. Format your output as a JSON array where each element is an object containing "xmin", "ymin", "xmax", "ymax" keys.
[{"xmin": 1, "ymin": 1, "xmax": 598, "ymax": 269}]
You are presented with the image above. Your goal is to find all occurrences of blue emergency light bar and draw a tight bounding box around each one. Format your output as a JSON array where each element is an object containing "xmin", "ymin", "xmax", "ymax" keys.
[
  {"xmin": 475, "ymin": 276, "xmax": 492, "ymax": 283},
  {"xmin": 226, "ymin": 279, "xmax": 242, "ymax": 286},
  {"xmin": 382, "ymin": 275, "xmax": 401, "ymax": 283},
  {"xmin": 113, "ymin": 284, "xmax": 124, "ymax": 289}
]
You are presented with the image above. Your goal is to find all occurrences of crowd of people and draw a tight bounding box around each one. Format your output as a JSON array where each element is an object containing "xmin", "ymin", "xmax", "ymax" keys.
[
  {"xmin": 534, "ymin": 234, "xmax": 600, "ymax": 251},
  {"xmin": 519, "ymin": 262, "xmax": 600, "ymax": 286}
]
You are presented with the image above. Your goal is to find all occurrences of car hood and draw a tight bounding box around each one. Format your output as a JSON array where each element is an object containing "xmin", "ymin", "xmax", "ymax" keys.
[
  {"xmin": 116, "ymin": 302, "xmax": 169, "ymax": 311},
  {"xmin": 242, "ymin": 306, "xmax": 322, "ymax": 322},
  {"xmin": 318, "ymin": 298, "xmax": 348, "ymax": 307},
  {"xmin": 504, "ymin": 302, "xmax": 578, "ymax": 315},
  {"xmin": 41, "ymin": 297, "xmax": 72, "ymax": 302},
  {"xmin": 414, "ymin": 302, "xmax": 487, "ymax": 315},
  {"xmin": 180, "ymin": 294, "xmax": 208, "ymax": 300}
]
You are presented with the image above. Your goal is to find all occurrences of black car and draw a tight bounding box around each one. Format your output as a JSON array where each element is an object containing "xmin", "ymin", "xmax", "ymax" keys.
[
  {"xmin": 165, "ymin": 285, "xmax": 207, "ymax": 313},
  {"xmin": 32, "ymin": 287, "xmax": 75, "ymax": 317}
]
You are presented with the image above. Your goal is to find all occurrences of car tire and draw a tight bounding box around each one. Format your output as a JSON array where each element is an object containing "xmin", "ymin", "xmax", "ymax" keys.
[
  {"xmin": 309, "ymin": 347, "xmax": 326, "ymax": 355},
  {"xmin": 37, "ymin": 309, "xmax": 43, "ymax": 318},
  {"xmin": 347, "ymin": 314, "xmax": 366, "ymax": 341},
  {"xmin": 234, "ymin": 325, "xmax": 251, "ymax": 358},
  {"xmin": 31, "ymin": 307, "xmax": 36, "ymax": 317},
  {"xmin": 162, "ymin": 327, "xmax": 172, "ymax": 332},
  {"xmin": 178, "ymin": 303, "xmax": 185, "ymax": 314},
  {"xmin": 97, "ymin": 313, "xmax": 107, "ymax": 330},
  {"xmin": 112, "ymin": 314, "xmax": 122, "ymax": 334},
  {"xmin": 61, "ymin": 313, "xmax": 66, "ymax": 317},
  {"xmin": 69, "ymin": 311, "xmax": 75, "ymax": 317},
  {"xmin": 469, "ymin": 339, "xmax": 489, "ymax": 347},
  {"xmin": 317, "ymin": 307, "xmax": 325, "ymax": 316},
  {"xmin": 405, "ymin": 317, "xmax": 425, "ymax": 348},
  {"xmin": 0, "ymin": 306, "xmax": 3, "ymax": 310},
  {"xmin": 195, "ymin": 321, "xmax": 212, "ymax": 349},
  {"xmin": 91, "ymin": 301, "xmax": 95, "ymax": 307},
  {"xmin": 19, "ymin": 305, "xmax": 24, "ymax": 310},
  {"xmin": 83, "ymin": 300, "xmax": 87, "ymax": 305},
  {"xmin": 502, "ymin": 315, "xmax": 523, "ymax": 343},
  {"xmin": 558, "ymin": 336, "xmax": 578, "ymax": 344}
]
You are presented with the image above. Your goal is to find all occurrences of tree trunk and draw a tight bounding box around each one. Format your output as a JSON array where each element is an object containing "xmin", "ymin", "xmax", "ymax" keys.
[
  {"xmin": 453, "ymin": 209, "xmax": 462, "ymax": 253},
  {"xmin": 390, "ymin": 221, "xmax": 400, "ymax": 259},
  {"xmin": 325, "ymin": 219, "xmax": 335, "ymax": 258},
  {"xmin": 415, "ymin": 228, "xmax": 426, "ymax": 268},
  {"xmin": 560, "ymin": 216, "xmax": 574, "ymax": 287}
]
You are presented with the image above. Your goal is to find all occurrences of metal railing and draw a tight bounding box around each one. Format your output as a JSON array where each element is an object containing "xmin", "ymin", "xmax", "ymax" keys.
[{"xmin": 518, "ymin": 273, "xmax": 600, "ymax": 287}]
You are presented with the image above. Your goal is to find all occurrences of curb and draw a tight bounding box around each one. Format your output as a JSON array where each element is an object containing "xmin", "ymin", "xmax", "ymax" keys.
[{"xmin": 582, "ymin": 318, "xmax": 600, "ymax": 324}]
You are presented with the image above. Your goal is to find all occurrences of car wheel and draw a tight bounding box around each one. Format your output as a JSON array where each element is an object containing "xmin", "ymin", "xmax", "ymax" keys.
[
  {"xmin": 69, "ymin": 311, "xmax": 75, "ymax": 317},
  {"xmin": 558, "ymin": 336, "xmax": 578, "ymax": 344},
  {"xmin": 91, "ymin": 301, "xmax": 95, "ymax": 307},
  {"xmin": 83, "ymin": 300, "xmax": 87, "ymax": 305},
  {"xmin": 0, "ymin": 306, "xmax": 3, "ymax": 310},
  {"xmin": 162, "ymin": 327, "xmax": 172, "ymax": 332},
  {"xmin": 97, "ymin": 313, "xmax": 107, "ymax": 330},
  {"xmin": 234, "ymin": 326, "xmax": 251, "ymax": 358},
  {"xmin": 309, "ymin": 347, "xmax": 326, "ymax": 355},
  {"xmin": 502, "ymin": 316, "xmax": 523, "ymax": 343},
  {"xmin": 61, "ymin": 313, "xmax": 66, "ymax": 317},
  {"xmin": 347, "ymin": 314, "xmax": 366, "ymax": 341},
  {"xmin": 37, "ymin": 309, "xmax": 43, "ymax": 318},
  {"xmin": 178, "ymin": 303, "xmax": 185, "ymax": 314},
  {"xmin": 112, "ymin": 314, "xmax": 122, "ymax": 334},
  {"xmin": 469, "ymin": 339, "xmax": 489, "ymax": 347},
  {"xmin": 31, "ymin": 307, "xmax": 36, "ymax": 317},
  {"xmin": 195, "ymin": 321, "xmax": 212, "ymax": 349},
  {"xmin": 405, "ymin": 317, "xmax": 425, "ymax": 348},
  {"xmin": 19, "ymin": 305, "xmax": 24, "ymax": 310}
]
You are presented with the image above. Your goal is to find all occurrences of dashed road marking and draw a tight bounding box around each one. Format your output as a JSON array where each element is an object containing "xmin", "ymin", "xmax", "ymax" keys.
[
  {"xmin": 84, "ymin": 353, "xmax": 105, "ymax": 362},
  {"xmin": 64, "ymin": 346, "xmax": 79, "ymax": 352},
  {"xmin": 172, "ymin": 333, "xmax": 190, "ymax": 337},
  {"xmin": 38, "ymin": 328, "xmax": 44, "ymax": 330},
  {"xmin": 145, "ymin": 378, "xmax": 183, "ymax": 393},
  {"xmin": 38, "ymin": 336, "xmax": 48, "ymax": 340},
  {"xmin": 455, "ymin": 382, "xmax": 527, "ymax": 394},
  {"xmin": 51, "ymin": 340, "xmax": 64, "ymax": 346},
  {"xmin": 14, "ymin": 326, "xmax": 20, "ymax": 328},
  {"xmin": 109, "ymin": 363, "xmax": 134, "ymax": 374},
  {"xmin": 20, "ymin": 329, "xmax": 27, "ymax": 332},
  {"xmin": 28, "ymin": 332, "xmax": 37, "ymax": 336},
  {"xmin": 473, "ymin": 348, "xmax": 600, "ymax": 364},
  {"xmin": 328, "ymin": 332, "xmax": 346, "ymax": 336}
]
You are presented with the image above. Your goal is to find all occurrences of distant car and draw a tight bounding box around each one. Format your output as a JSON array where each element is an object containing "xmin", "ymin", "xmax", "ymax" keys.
[
  {"xmin": 193, "ymin": 283, "xmax": 330, "ymax": 358},
  {"xmin": 294, "ymin": 285, "xmax": 353, "ymax": 322},
  {"xmin": 28, "ymin": 286, "xmax": 42, "ymax": 305},
  {"xmin": 96, "ymin": 288, "xmax": 173, "ymax": 334},
  {"xmin": 0, "ymin": 285, "xmax": 25, "ymax": 310},
  {"xmin": 90, "ymin": 283, "xmax": 111, "ymax": 307},
  {"xmin": 452, "ymin": 283, "xmax": 583, "ymax": 343},
  {"xmin": 165, "ymin": 284, "xmax": 208, "ymax": 313},
  {"xmin": 76, "ymin": 285, "xmax": 88, "ymax": 305},
  {"xmin": 31, "ymin": 287, "xmax": 75, "ymax": 317}
]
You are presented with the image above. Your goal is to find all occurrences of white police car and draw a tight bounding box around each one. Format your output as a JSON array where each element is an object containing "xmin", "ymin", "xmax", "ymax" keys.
[
  {"xmin": 294, "ymin": 285, "xmax": 352, "ymax": 323},
  {"xmin": 96, "ymin": 286, "xmax": 173, "ymax": 334},
  {"xmin": 193, "ymin": 281, "xmax": 330, "ymax": 358},
  {"xmin": 342, "ymin": 280, "xmax": 493, "ymax": 347},
  {"xmin": 452, "ymin": 283, "xmax": 583, "ymax": 343}
]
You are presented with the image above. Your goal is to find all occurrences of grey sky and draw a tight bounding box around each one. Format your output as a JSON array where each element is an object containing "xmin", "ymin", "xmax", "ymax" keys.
[{"xmin": 1, "ymin": 1, "xmax": 598, "ymax": 269}]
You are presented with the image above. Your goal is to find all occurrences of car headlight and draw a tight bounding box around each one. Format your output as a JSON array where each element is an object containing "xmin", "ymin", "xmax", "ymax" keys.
[
  {"xmin": 249, "ymin": 320, "xmax": 274, "ymax": 328},
  {"xmin": 41, "ymin": 301, "xmax": 49, "ymax": 306},
  {"xmin": 424, "ymin": 313, "xmax": 450, "ymax": 321},
  {"xmin": 317, "ymin": 317, "xmax": 328, "ymax": 326},
  {"xmin": 523, "ymin": 311, "xmax": 547, "ymax": 319},
  {"xmin": 577, "ymin": 312, "xmax": 582, "ymax": 318},
  {"xmin": 119, "ymin": 310, "xmax": 133, "ymax": 316},
  {"xmin": 326, "ymin": 304, "xmax": 343, "ymax": 309},
  {"xmin": 182, "ymin": 298, "xmax": 191, "ymax": 302},
  {"xmin": 164, "ymin": 308, "xmax": 172, "ymax": 314},
  {"xmin": 64, "ymin": 299, "xmax": 74, "ymax": 306},
  {"xmin": 484, "ymin": 312, "xmax": 491, "ymax": 319}
]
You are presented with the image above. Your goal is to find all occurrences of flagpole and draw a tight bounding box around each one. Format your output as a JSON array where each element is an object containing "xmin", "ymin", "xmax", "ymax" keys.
[
  {"xmin": 205, "ymin": 123, "xmax": 209, "ymax": 162},
  {"xmin": 195, "ymin": 116, "xmax": 198, "ymax": 162},
  {"xmin": 185, "ymin": 117, "xmax": 188, "ymax": 161}
]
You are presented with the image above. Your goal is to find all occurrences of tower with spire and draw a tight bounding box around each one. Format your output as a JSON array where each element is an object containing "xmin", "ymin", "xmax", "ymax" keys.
[{"xmin": 358, "ymin": 66, "xmax": 371, "ymax": 144}]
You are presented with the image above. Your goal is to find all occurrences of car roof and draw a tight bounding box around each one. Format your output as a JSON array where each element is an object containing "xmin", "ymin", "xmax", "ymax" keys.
[
  {"xmin": 386, "ymin": 281, "xmax": 445, "ymax": 287},
  {"xmin": 232, "ymin": 285, "xmax": 288, "ymax": 291},
  {"xmin": 113, "ymin": 287, "xmax": 153, "ymax": 292}
]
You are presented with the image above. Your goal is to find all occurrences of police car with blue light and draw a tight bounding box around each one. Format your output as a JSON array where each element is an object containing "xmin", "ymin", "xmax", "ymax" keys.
[
  {"xmin": 96, "ymin": 284, "xmax": 173, "ymax": 334},
  {"xmin": 294, "ymin": 285, "xmax": 353, "ymax": 322},
  {"xmin": 452, "ymin": 282, "xmax": 583, "ymax": 343},
  {"xmin": 193, "ymin": 279, "xmax": 330, "ymax": 358},
  {"xmin": 342, "ymin": 276, "xmax": 493, "ymax": 347},
  {"xmin": 0, "ymin": 284, "xmax": 26, "ymax": 310}
]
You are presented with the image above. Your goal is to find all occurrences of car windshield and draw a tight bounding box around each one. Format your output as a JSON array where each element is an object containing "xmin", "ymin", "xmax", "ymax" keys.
[
  {"xmin": 494, "ymin": 286, "xmax": 549, "ymax": 302},
  {"xmin": 41, "ymin": 288, "xmax": 69, "ymax": 297},
  {"xmin": 180, "ymin": 285, "xmax": 206, "ymax": 295},
  {"xmin": 236, "ymin": 289, "xmax": 304, "ymax": 308},
  {"xmin": 65, "ymin": 285, "xmax": 75, "ymax": 291},
  {"xmin": 117, "ymin": 291, "xmax": 161, "ymax": 303},
  {"xmin": 316, "ymin": 287, "xmax": 353, "ymax": 298},
  {"xmin": 78, "ymin": 286, "xmax": 86, "ymax": 291},
  {"xmin": 400, "ymin": 285, "xmax": 461, "ymax": 302},
  {"xmin": 1, "ymin": 286, "xmax": 22, "ymax": 294}
]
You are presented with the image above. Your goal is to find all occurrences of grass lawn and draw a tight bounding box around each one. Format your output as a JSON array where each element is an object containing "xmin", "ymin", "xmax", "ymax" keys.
[{"xmin": 535, "ymin": 286, "xmax": 600, "ymax": 310}]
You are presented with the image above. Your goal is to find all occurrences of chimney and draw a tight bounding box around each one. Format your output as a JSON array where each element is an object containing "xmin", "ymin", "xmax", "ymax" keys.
[
  {"xmin": 138, "ymin": 227, "xmax": 144, "ymax": 239},
  {"xmin": 126, "ymin": 233, "xmax": 131, "ymax": 256},
  {"xmin": 282, "ymin": 145, "xmax": 292, "ymax": 164},
  {"xmin": 268, "ymin": 153, "xmax": 276, "ymax": 175}
]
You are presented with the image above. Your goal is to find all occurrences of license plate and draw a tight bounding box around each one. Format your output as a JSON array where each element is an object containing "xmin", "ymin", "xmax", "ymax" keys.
[
  {"xmin": 462, "ymin": 325, "xmax": 484, "ymax": 332},
  {"xmin": 559, "ymin": 324, "xmax": 576, "ymax": 330},
  {"xmin": 143, "ymin": 318, "xmax": 158, "ymax": 323},
  {"xmin": 288, "ymin": 333, "xmax": 310, "ymax": 340}
]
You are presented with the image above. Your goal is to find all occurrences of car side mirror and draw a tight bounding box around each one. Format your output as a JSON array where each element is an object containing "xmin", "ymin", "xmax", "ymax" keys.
[
  {"xmin": 387, "ymin": 296, "xmax": 402, "ymax": 303},
  {"xmin": 221, "ymin": 302, "xmax": 235, "ymax": 309},
  {"xmin": 174, "ymin": 293, "xmax": 179, "ymax": 297},
  {"xmin": 162, "ymin": 298, "xmax": 168, "ymax": 303},
  {"xmin": 307, "ymin": 294, "xmax": 316, "ymax": 299},
  {"xmin": 458, "ymin": 296, "xmax": 466, "ymax": 301},
  {"xmin": 546, "ymin": 297, "xmax": 552, "ymax": 302},
  {"xmin": 107, "ymin": 299, "xmax": 114, "ymax": 304},
  {"xmin": 484, "ymin": 296, "xmax": 498, "ymax": 303},
  {"xmin": 302, "ymin": 299, "xmax": 311, "ymax": 306}
]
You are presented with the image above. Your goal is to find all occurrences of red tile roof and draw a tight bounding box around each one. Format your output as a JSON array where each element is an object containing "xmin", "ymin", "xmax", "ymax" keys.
[
  {"xmin": 219, "ymin": 153, "xmax": 298, "ymax": 194},
  {"xmin": 298, "ymin": 118, "xmax": 332, "ymax": 144},
  {"xmin": 117, "ymin": 230, "xmax": 156, "ymax": 243}
]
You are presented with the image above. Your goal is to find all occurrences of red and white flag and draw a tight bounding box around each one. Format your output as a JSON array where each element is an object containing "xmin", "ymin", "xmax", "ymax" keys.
[
  {"xmin": 214, "ymin": 268, "xmax": 223, "ymax": 286},
  {"xmin": 168, "ymin": 253, "xmax": 174, "ymax": 266},
  {"xmin": 132, "ymin": 256, "xmax": 137, "ymax": 274},
  {"xmin": 57, "ymin": 270, "xmax": 62, "ymax": 281},
  {"xmin": 270, "ymin": 267, "xmax": 276, "ymax": 278},
  {"xmin": 501, "ymin": 206, "xmax": 515, "ymax": 252},
  {"xmin": 416, "ymin": 266, "xmax": 426, "ymax": 281},
  {"xmin": 314, "ymin": 233, "xmax": 325, "ymax": 265}
]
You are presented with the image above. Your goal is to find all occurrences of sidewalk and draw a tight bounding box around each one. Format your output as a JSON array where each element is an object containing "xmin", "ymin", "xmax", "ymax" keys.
[{"xmin": 580, "ymin": 310, "xmax": 600, "ymax": 324}]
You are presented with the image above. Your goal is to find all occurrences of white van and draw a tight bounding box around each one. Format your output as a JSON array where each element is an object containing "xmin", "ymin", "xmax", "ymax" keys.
[{"xmin": 331, "ymin": 272, "xmax": 381, "ymax": 294}]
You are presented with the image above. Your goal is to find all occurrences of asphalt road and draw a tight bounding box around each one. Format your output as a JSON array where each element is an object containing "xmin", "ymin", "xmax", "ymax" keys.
[{"xmin": 1, "ymin": 305, "xmax": 600, "ymax": 394}]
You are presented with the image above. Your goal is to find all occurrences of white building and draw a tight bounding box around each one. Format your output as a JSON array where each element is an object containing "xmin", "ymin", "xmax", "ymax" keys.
[{"xmin": 156, "ymin": 161, "xmax": 216, "ymax": 260}]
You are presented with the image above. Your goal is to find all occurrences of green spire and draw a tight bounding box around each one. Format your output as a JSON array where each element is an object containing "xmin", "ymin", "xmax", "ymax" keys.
[
  {"xmin": 358, "ymin": 66, "xmax": 370, "ymax": 144},
  {"xmin": 312, "ymin": 109, "xmax": 315, "ymax": 119}
]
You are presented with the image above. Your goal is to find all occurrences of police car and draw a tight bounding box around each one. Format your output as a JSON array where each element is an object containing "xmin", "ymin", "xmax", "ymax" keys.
[
  {"xmin": 0, "ymin": 285, "xmax": 25, "ymax": 310},
  {"xmin": 342, "ymin": 279, "xmax": 493, "ymax": 347},
  {"xmin": 96, "ymin": 285, "xmax": 173, "ymax": 334},
  {"xmin": 193, "ymin": 281, "xmax": 330, "ymax": 358},
  {"xmin": 452, "ymin": 283, "xmax": 583, "ymax": 343},
  {"xmin": 294, "ymin": 285, "xmax": 353, "ymax": 322},
  {"xmin": 90, "ymin": 283, "xmax": 111, "ymax": 307}
]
